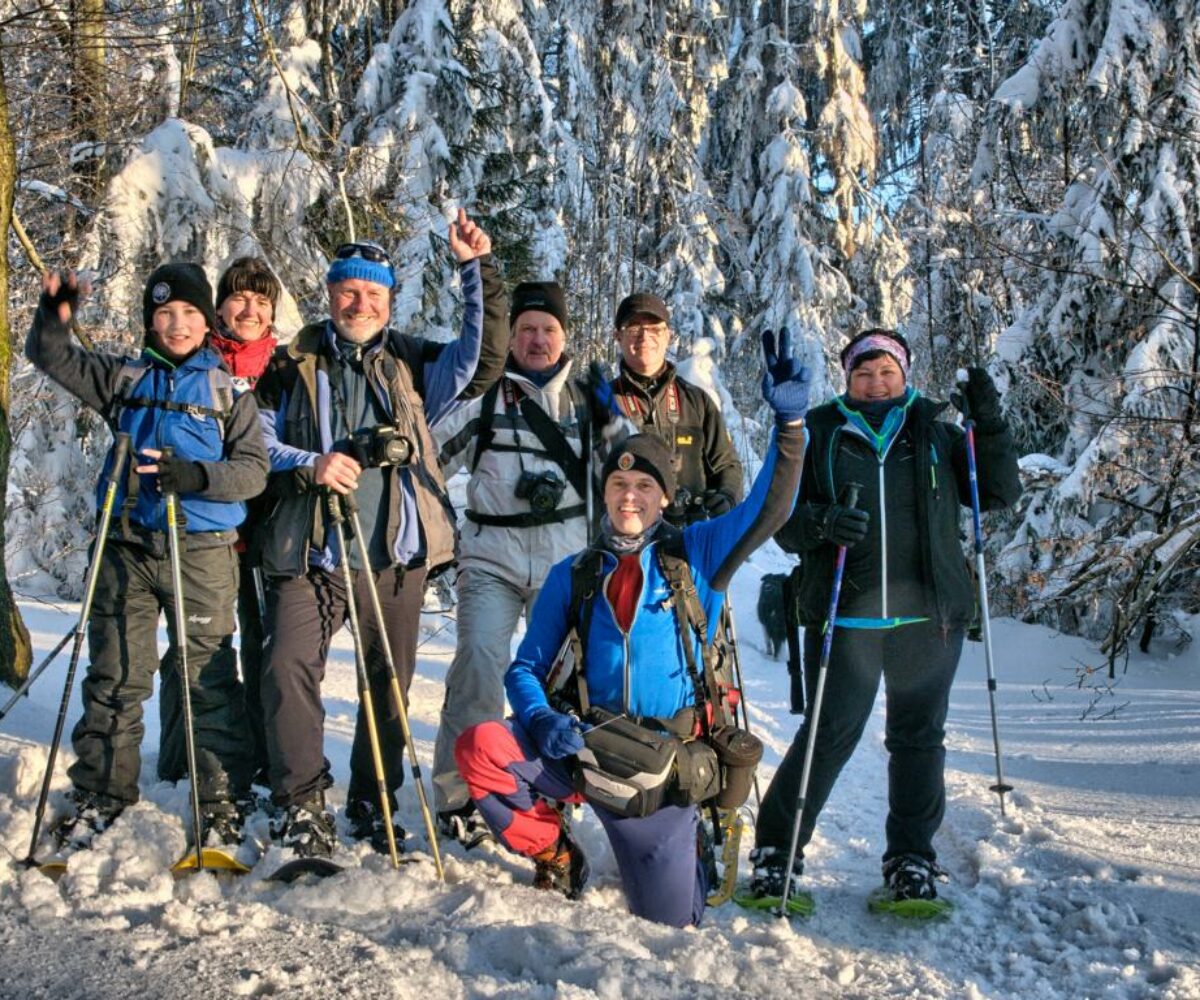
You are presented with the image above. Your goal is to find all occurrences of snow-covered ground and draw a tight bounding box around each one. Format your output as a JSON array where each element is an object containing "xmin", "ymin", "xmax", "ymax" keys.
[{"xmin": 1, "ymin": 550, "xmax": 1197, "ymax": 999}]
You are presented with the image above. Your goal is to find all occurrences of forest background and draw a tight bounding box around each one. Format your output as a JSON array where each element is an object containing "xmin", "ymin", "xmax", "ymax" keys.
[{"xmin": 0, "ymin": 0, "xmax": 1196, "ymax": 686}]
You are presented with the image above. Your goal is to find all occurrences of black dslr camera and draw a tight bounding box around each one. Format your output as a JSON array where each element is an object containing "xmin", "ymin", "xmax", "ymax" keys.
[
  {"xmin": 515, "ymin": 470, "xmax": 566, "ymax": 515},
  {"xmin": 348, "ymin": 424, "xmax": 415, "ymax": 468},
  {"xmin": 665, "ymin": 485, "xmax": 703, "ymax": 526}
]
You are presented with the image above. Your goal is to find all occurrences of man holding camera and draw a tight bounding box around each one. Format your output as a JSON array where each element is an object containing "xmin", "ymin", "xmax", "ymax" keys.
[
  {"xmin": 609, "ymin": 293, "xmax": 743, "ymax": 524},
  {"xmin": 431, "ymin": 282, "xmax": 627, "ymax": 847},
  {"xmin": 253, "ymin": 211, "xmax": 506, "ymax": 857}
]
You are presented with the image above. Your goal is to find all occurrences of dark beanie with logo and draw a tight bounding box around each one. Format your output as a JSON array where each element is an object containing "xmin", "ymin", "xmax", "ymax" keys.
[
  {"xmin": 601, "ymin": 434, "xmax": 677, "ymax": 500},
  {"xmin": 143, "ymin": 263, "xmax": 217, "ymax": 336},
  {"xmin": 510, "ymin": 281, "xmax": 568, "ymax": 329}
]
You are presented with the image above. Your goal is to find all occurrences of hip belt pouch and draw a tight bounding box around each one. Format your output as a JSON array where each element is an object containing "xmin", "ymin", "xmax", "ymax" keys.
[
  {"xmin": 709, "ymin": 727, "xmax": 764, "ymax": 809},
  {"xmin": 573, "ymin": 709, "xmax": 677, "ymax": 818},
  {"xmin": 671, "ymin": 738, "xmax": 722, "ymax": 806}
]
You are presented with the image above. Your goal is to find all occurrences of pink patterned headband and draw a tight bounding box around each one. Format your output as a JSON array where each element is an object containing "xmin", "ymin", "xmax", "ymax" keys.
[{"xmin": 842, "ymin": 334, "xmax": 910, "ymax": 379}]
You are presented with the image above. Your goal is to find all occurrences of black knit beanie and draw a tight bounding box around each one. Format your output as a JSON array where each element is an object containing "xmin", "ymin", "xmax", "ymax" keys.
[
  {"xmin": 601, "ymin": 434, "xmax": 677, "ymax": 500},
  {"xmin": 510, "ymin": 281, "xmax": 568, "ymax": 330},
  {"xmin": 143, "ymin": 263, "xmax": 217, "ymax": 335}
]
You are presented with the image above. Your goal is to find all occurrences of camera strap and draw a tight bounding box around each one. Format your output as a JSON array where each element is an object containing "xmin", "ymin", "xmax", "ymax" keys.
[{"xmin": 473, "ymin": 376, "xmax": 588, "ymax": 499}]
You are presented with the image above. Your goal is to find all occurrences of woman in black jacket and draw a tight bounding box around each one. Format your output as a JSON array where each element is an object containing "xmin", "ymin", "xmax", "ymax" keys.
[{"xmin": 750, "ymin": 329, "xmax": 1021, "ymax": 905}]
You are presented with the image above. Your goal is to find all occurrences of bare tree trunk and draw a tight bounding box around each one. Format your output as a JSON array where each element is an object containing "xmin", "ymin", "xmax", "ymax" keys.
[
  {"xmin": 0, "ymin": 48, "xmax": 34, "ymax": 688},
  {"xmin": 67, "ymin": 0, "xmax": 107, "ymax": 237}
]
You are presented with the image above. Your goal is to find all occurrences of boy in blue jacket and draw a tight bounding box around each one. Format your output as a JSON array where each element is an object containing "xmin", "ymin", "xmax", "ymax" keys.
[
  {"xmin": 26, "ymin": 266, "xmax": 267, "ymax": 850},
  {"xmin": 455, "ymin": 331, "xmax": 809, "ymax": 926}
]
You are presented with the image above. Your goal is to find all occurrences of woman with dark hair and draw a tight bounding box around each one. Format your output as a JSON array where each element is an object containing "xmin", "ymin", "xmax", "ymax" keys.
[
  {"xmin": 159, "ymin": 256, "xmax": 282, "ymax": 794},
  {"xmin": 749, "ymin": 329, "xmax": 1021, "ymax": 906}
]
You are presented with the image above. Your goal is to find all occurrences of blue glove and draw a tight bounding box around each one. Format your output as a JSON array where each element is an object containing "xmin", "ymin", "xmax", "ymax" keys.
[
  {"xmin": 525, "ymin": 707, "xmax": 586, "ymax": 760},
  {"xmin": 585, "ymin": 361, "xmax": 621, "ymax": 422},
  {"xmin": 761, "ymin": 329, "xmax": 811, "ymax": 424}
]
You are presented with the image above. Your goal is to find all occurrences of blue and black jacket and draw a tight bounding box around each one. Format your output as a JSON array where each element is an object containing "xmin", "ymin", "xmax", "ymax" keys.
[
  {"xmin": 26, "ymin": 296, "xmax": 268, "ymax": 550},
  {"xmin": 505, "ymin": 421, "xmax": 806, "ymax": 727}
]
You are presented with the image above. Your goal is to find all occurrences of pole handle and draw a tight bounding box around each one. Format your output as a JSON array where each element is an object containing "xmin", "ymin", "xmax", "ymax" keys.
[
  {"xmin": 843, "ymin": 481, "xmax": 861, "ymax": 510},
  {"xmin": 107, "ymin": 433, "xmax": 132, "ymax": 485},
  {"xmin": 324, "ymin": 489, "xmax": 345, "ymax": 524}
]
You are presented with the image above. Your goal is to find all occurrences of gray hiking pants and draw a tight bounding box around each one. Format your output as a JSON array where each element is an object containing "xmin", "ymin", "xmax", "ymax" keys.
[
  {"xmin": 432, "ymin": 566, "xmax": 539, "ymax": 813},
  {"xmin": 69, "ymin": 539, "xmax": 254, "ymax": 806}
]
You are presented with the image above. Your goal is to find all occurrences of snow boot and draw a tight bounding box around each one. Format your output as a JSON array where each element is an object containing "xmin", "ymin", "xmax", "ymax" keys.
[
  {"xmin": 272, "ymin": 797, "xmax": 336, "ymax": 859},
  {"xmin": 201, "ymin": 802, "xmax": 246, "ymax": 848},
  {"xmin": 437, "ymin": 804, "xmax": 494, "ymax": 850},
  {"xmin": 532, "ymin": 827, "xmax": 589, "ymax": 900},
  {"xmin": 49, "ymin": 789, "xmax": 124, "ymax": 851},
  {"xmin": 345, "ymin": 798, "xmax": 406, "ymax": 855},
  {"xmin": 747, "ymin": 845, "xmax": 804, "ymax": 900},
  {"xmin": 881, "ymin": 854, "xmax": 943, "ymax": 902}
]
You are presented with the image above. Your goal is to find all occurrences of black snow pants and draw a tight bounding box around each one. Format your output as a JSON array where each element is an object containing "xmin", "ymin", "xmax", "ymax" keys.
[
  {"xmin": 755, "ymin": 621, "xmax": 963, "ymax": 865},
  {"xmin": 259, "ymin": 563, "xmax": 427, "ymax": 809},
  {"xmin": 69, "ymin": 538, "xmax": 255, "ymax": 807},
  {"xmin": 158, "ymin": 546, "xmax": 270, "ymax": 785}
]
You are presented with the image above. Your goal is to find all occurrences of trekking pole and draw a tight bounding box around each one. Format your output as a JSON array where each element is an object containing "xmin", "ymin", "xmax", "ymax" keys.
[
  {"xmin": 23, "ymin": 433, "xmax": 131, "ymax": 865},
  {"xmin": 325, "ymin": 491, "xmax": 403, "ymax": 871},
  {"xmin": 720, "ymin": 601, "xmax": 762, "ymax": 809},
  {"xmin": 162, "ymin": 447, "xmax": 207, "ymax": 872},
  {"xmin": 250, "ymin": 566, "xmax": 268, "ymax": 621},
  {"xmin": 0, "ymin": 629, "xmax": 74, "ymax": 725},
  {"xmin": 778, "ymin": 481, "xmax": 860, "ymax": 917},
  {"xmin": 341, "ymin": 490, "xmax": 446, "ymax": 882},
  {"xmin": 956, "ymin": 369, "xmax": 1013, "ymax": 817}
]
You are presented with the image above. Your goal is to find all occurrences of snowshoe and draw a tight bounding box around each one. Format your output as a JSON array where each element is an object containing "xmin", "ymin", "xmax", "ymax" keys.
[
  {"xmin": 345, "ymin": 798, "xmax": 407, "ymax": 856},
  {"xmin": 532, "ymin": 828, "xmax": 589, "ymax": 901},
  {"xmin": 437, "ymin": 804, "xmax": 495, "ymax": 851},
  {"xmin": 703, "ymin": 808, "xmax": 745, "ymax": 908},
  {"xmin": 732, "ymin": 846, "xmax": 815, "ymax": 917},
  {"xmin": 868, "ymin": 855, "xmax": 952, "ymax": 919},
  {"xmin": 265, "ymin": 856, "xmax": 345, "ymax": 883}
]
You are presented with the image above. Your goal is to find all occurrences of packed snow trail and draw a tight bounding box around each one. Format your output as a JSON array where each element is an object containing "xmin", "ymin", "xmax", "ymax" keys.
[{"xmin": 0, "ymin": 558, "xmax": 1197, "ymax": 999}]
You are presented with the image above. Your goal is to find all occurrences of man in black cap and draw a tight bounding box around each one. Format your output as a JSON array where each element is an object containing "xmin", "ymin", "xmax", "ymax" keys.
[
  {"xmin": 609, "ymin": 292, "xmax": 743, "ymax": 525},
  {"xmin": 430, "ymin": 280, "xmax": 629, "ymax": 847}
]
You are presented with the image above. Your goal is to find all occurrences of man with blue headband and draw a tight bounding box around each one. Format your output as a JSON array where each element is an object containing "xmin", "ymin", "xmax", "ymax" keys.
[{"xmin": 254, "ymin": 210, "xmax": 507, "ymax": 858}]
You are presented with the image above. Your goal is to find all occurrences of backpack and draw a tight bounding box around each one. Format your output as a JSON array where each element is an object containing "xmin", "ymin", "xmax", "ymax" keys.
[
  {"xmin": 547, "ymin": 526, "xmax": 762, "ymax": 814},
  {"xmin": 109, "ymin": 359, "xmax": 236, "ymax": 440},
  {"xmin": 548, "ymin": 525, "xmax": 735, "ymax": 733}
]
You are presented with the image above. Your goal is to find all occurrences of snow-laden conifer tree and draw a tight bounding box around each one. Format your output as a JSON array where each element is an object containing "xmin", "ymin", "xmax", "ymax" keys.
[{"xmin": 973, "ymin": 0, "xmax": 1200, "ymax": 654}]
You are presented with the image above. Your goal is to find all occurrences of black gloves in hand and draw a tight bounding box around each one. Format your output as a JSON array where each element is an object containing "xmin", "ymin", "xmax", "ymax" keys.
[
  {"xmin": 818, "ymin": 504, "xmax": 870, "ymax": 548},
  {"xmin": 701, "ymin": 490, "xmax": 734, "ymax": 518},
  {"xmin": 40, "ymin": 274, "xmax": 82, "ymax": 325},
  {"xmin": 952, "ymin": 367, "xmax": 1005, "ymax": 431},
  {"xmin": 157, "ymin": 454, "xmax": 207, "ymax": 496}
]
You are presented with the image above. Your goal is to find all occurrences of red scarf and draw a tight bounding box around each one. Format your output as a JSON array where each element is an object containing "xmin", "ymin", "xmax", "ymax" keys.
[{"xmin": 210, "ymin": 329, "xmax": 276, "ymax": 386}]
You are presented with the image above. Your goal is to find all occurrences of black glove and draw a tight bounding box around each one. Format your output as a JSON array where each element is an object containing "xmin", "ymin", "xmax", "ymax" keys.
[
  {"xmin": 39, "ymin": 273, "xmax": 82, "ymax": 328},
  {"xmin": 157, "ymin": 454, "xmax": 207, "ymax": 496},
  {"xmin": 700, "ymin": 490, "xmax": 734, "ymax": 518},
  {"xmin": 817, "ymin": 503, "xmax": 870, "ymax": 548},
  {"xmin": 951, "ymin": 367, "xmax": 1005, "ymax": 432}
]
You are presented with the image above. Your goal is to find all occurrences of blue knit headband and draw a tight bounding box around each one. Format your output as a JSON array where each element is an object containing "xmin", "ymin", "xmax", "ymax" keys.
[{"xmin": 326, "ymin": 257, "xmax": 395, "ymax": 289}]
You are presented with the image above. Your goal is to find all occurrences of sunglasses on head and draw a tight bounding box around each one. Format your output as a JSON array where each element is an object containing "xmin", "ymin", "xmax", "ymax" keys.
[{"xmin": 334, "ymin": 242, "xmax": 392, "ymax": 266}]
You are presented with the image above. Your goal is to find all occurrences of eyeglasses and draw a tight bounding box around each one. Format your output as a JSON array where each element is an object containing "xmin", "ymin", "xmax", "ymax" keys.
[
  {"xmin": 334, "ymin": 242, "xmax": 392, "ymax": 266},
  {"xmin": 619, "ymin": 322, "xmax": 669, "ymax": 340}
]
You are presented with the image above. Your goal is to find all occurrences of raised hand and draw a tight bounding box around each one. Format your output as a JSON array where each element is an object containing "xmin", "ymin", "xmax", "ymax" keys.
[
  {"xmin": 761, "ymin": 328, "xmax": 811, "ymax": 424},
  {"xmin": 448, "ymin": 207, "xmax": 492, "ymax": 262},
  {"xmin": 41, "ymin": 270, "xmax": 89, "ymax": 326}
]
